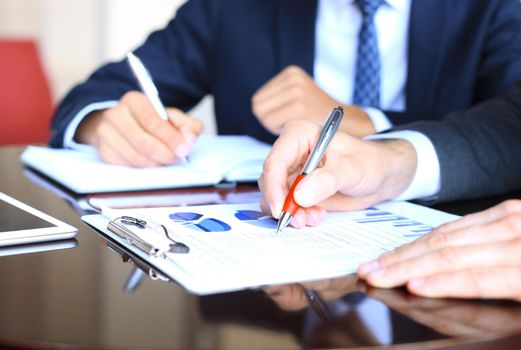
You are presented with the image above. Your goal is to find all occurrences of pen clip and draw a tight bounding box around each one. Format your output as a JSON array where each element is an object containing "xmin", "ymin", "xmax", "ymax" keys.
[{"xmin": 302, "ymin": 106, "xmax": 343, "ymax": 175}]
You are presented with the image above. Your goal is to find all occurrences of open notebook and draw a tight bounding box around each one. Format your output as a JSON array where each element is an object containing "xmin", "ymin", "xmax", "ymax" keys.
[
  {"xmin": 82, "ymin": 201, "xmax": 459, "ymax": 295},
  {"xmin": 21, "ymin": 135, "xmax": 271, "ymax": 194}
]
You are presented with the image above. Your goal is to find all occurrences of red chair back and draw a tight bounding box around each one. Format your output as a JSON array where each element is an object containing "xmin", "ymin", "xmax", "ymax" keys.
[{"xmin": 0, "ymin": 39, "xmax": 53, "ymax": 146}]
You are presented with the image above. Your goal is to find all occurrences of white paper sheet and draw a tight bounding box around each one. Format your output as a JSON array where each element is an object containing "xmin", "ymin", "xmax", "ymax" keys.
[{"xmin": 83, "ymin": 201, "xmax": 458, "ymax": 295}]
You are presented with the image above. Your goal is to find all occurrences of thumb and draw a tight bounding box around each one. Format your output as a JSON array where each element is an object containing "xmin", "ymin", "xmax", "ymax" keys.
[{"xmin": 293, "ymin": 167, "xmax": 343, "ymax": 208}]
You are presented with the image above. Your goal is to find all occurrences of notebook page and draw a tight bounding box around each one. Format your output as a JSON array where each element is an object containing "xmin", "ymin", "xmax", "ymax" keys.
[
  {"xmin": 187, "ymin": 135, "xmax": 271, "ymax": 181},
  {"xmin": 20, "ymin": 135, "xmax": 270, "ymax": 193}
]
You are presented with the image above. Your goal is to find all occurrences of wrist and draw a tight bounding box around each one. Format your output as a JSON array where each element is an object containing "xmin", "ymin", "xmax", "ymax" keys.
[
  {"xmin": 339, "ymin": 105, "xmax": 376, "ymax": 137},
  {"xmin": 373, "ymin": 139, "xmax": 417, "ymax": 201},
  {"xmin": 76, "ymin": 110, "xmax": 104, "ymax": 145}
]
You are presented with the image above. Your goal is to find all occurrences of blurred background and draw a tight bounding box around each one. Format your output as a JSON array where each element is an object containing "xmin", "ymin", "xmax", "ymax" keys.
[{"xmin": 0, "ymin": 0, "xmax": 216, "ymax": 139}]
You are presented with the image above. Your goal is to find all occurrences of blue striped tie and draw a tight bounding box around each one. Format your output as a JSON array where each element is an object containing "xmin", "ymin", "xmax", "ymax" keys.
[{"xmin": 353, "ymin": 0, "xmax": 385, "ymax": 108}]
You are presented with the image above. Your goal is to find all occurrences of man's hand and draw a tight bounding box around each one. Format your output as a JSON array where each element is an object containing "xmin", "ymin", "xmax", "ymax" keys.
[
  {"xmin": 358, "ymin": 200, "xmax": 521, "ymax": 301},
  {"xmin": 258, "ymin": 119, "xmax": 417, "ymax": 228},
  {"xmin": 252, "ymin": 66, "xmax": 375, "ymax": 136},
  {"xmin": 76, "ymin": 91, "xmax": 203, "ymax": 167}
]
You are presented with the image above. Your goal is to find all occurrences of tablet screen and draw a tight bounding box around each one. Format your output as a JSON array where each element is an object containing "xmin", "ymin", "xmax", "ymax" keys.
[
  {"xmin": 0, "ymin": 199, "xmax": 55, "ymax": 231},
  {"xmin": 0, "ymin": 192, "xmax": 77, "ymax": 246}
]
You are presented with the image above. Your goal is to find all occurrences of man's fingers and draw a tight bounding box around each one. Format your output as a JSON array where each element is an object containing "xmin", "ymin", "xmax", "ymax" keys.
[
  {"xmin": 98, "ymin": 141, "xmax": 132, "ymax": 166},
  {"xmin": 406, "ymin": 266, "xmax": 521, "ymax": 301},
  {"xmin": 168, "ymin": 108, "xmax": 204, "ymax": 136},
  {"xmin": 364, "ymin": 238, "xmax": 521, "ymax": 289},
  {"xmin": 262, "ymin": 121, "xmax": 321, "ymax": 217},
  {"xmin": 252, "ymin": 66, "xmax": 307, "ymax": 106},
  {"xmin": 97, "ymin": 121, "xmax": 161, "ymax": 167},
  {"xmin": 361, "ymin": 211, "xmax": 521, "ymax": 275},
  {"xmin": 252, "ymin": 80, "xmax": 300, "ymax": 118},
  {"xmin": 436, "ymin": 200, "xmax": 521, "ymax": 234},
  {"xmin": 255, "ymin": 101, "xmax": 303, "ymax": 134},
  {"xmin": 122, "ymin": 92, "xmax": 188, "ymax": 160}
]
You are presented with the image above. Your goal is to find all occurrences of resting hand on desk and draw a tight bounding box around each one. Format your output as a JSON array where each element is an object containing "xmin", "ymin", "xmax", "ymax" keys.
[
  {"xmin": 251, "ymin": 66, "xmax": 375, "ymax": 137},
  {"xmin": 258, "ymin": 119, "xmax": 416, "ymax": 228},
  {"xmin": 358, "ymin": 200, "xmax": 521, "ymax": 301},
  {"xmin": 76, "ymin": 91, "xmax": 203, "ymax": 167}
]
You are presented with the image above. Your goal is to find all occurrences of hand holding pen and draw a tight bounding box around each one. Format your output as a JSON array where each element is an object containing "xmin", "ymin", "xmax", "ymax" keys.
[
  {"xmin": 75, "ymin": 54, "xmax": 203, "ymax": 167},
  {"xmin": 275, "ymin": 107, "xmax": 344, "ymax": 232},
  {"xmin": 259, "ymin": 108, "xmax": 418, "ymax": 230},
  {"xmin": 126, "ymin": 52, "xmax": 200, "ymax": 164}
]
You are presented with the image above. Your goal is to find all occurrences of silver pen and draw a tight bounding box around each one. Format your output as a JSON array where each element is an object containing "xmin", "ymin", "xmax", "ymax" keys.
[
  {"xmin": 126, "ymin": 52, "xmax": 188, "ymax": 163},
  {"xmin": 276, "ymin": 106, "xmax": 344, "ymax": 233}
]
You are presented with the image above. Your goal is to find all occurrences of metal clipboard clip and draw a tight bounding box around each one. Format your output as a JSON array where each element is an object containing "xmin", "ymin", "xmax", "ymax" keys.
[{"xmin": 107, "ymin": 215, "xmax": 189, "ymax": 258}]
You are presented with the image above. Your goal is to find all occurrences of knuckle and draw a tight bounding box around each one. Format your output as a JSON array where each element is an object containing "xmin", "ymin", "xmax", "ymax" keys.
[
  {"xmin": 289, "ymin": 73, "xmax": 304, "ymax": 85},
  {"xmin": 511, "ymin": 269, "xmax": 521, "ymax": 301},
  {"xmin": 285, "ymin": 65, "xmax": 302, "ymax": 75},
  {"xmin": 502, "ymin": 213, "xmax": 521, "ymax": 233},
  {"xmin": 133, "ymin": 136, "xmax": 156, "ymax": 155},
  {"xmin": 289, "ymin": 101, "xmax": 305, "ymax": 115},
  {"xmin": 262, "ymin": 156, "xmax": 277, "ymax": 175},
  {"xmin": 144, "ymin": 117, "xmax": 163, "ymax": 133},
  {"xmin": 466, "ymin": 269, "xmax": 485, "ymax": 298},
  {"xmin": 425, "ymin": 232, "xmax": 449, "ymax": 249},
  {"xmin": 498, "ymin": 200, "xmax": 521, "ymax": 215},
  {"xmin": 281, "ymin": 119, "xmax": 309, "ymax": 135},
  {"xmin": 512, "ymin": 238, "xmax": 521, "ymax": 265},
  {"xmin": 490, "ymin": 266, "xmax": 521, "ymax": 301},
  {"xmin": 437, "ymin": 247, "xmax": 460, "ymax": 267},
  {"xmin": 290, "ymin": 86, "xmax": 303, "ymax": 100},
  {"xmin": 103, "ymin": 108, "xmax": 119, "ymax": 124},
  {"xmin": 252, "ymin": 102, "xmax": 263, "ymax": 117},
  {"xmin": 121, "ymin": 91, "xmax": 141, "ymax": 105},
  {"xmin": 128, "ymin": 157, "xmax": 150, "ymax": 168}
]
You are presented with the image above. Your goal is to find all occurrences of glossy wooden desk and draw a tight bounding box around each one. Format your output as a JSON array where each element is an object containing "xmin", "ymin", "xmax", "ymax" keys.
[{"xmin": 1, "ymin": 145, "xmax": 521, "ymax": 350}]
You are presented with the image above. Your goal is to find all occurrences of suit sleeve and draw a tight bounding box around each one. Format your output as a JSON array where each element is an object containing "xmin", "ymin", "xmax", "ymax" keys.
[
  {"xmin": 396, "ymin": 83, "xmax": 521, "ymax": 203},
  {"xmin": 472, "ymin": 0, "xmax": 521, "ymax": 101},
  {"xmin": 49, "ymin": 0, "xmax": 220, "ymax": 148}
]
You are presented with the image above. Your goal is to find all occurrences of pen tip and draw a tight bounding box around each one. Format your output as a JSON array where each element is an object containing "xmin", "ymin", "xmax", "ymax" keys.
[{"xmin": 276, "ymin": 212, "xmax": 292, "ymax": 233}]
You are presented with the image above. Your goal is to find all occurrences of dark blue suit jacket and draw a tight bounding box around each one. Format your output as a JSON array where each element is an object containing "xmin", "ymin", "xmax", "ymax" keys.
[{"xmin": 50, "ymin": 0, "xmax": 521, "ymax": 147}]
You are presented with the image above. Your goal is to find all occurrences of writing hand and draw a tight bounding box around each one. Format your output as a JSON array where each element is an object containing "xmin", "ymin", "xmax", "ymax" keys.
[
  {"xmin": 258, "ymin": 120, "xmax": 416, "ymax": 228},
  {"xmin": 76, "ymin": 91, "xmax": 203, "ymax": 167},
  {"xmin": 359, "ymin": 200, "xmax": 521, "ymax": 301},
  {"xmin": 252, "ymin": 66, "xmax": 375, "ymax": 136}
]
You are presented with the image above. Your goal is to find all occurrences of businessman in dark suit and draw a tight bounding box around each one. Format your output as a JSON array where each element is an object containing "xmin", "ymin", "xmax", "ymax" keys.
[
  {"xmin": 260, "ymin": 82, "xmax": 521, "ymax": 301},
  {"xmin": 50, "ymin": 0, "xmax": 521, "ymax": 167}
]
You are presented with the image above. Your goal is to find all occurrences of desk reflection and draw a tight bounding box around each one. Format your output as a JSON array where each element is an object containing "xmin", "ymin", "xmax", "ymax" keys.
[{"xmin": 264, "ymin": 276, "xmax": 521, "ymax": 348}]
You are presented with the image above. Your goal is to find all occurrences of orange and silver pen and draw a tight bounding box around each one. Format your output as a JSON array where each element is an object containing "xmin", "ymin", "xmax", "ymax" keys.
[{"xmin": 276, "ymin": 106, "xmax": 344, "ymax": 233}]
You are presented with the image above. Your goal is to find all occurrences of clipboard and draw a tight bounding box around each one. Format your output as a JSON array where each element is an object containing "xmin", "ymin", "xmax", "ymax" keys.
[
  {"xmin": 82, "ymin": 202, "xmax": 459, "ymax": 296},
  {"xmin": 82, "ymin": 212, "xmax": 193, "ymax": 291}
]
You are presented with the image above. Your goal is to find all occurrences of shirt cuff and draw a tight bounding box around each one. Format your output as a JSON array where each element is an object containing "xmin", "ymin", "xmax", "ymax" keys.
[
  {"xmin": 63, "ymin": 101, "xmax": 119, "ymax": 151},
  {"xmin": 363, "ymin": 107, "xmax": 393, "ymax": 133},
  {"xmin": 365, "ymin": 130, "xmax": 441, "ymax": 201}
]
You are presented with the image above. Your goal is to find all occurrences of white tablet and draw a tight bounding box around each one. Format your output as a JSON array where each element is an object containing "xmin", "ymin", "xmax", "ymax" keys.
[{"xmin": 0, "ymin": 192, "xmax": 78, "ymax": 247}]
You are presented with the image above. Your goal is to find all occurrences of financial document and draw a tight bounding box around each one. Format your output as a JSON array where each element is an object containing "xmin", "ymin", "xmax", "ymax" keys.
[{"xmin": 83, "ymin": 201, "xmax": 458, "ymax": 295}]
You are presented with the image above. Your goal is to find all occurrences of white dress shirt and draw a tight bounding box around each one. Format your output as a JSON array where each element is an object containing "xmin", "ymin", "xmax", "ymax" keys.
[
  {"xmin": 314, "ymin": 0, "xmax": 440, "ymax": 200},
  {"xmin": 64, "ymin": 0, "xmax": 441, "ymax": 200}
]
